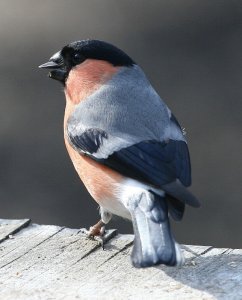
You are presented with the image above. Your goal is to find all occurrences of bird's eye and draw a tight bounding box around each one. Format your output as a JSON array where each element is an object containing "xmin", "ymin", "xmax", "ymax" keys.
[
  {"xmin": 72, "ymin": 53, "xmax": 84, "ymax": 64},
  {"xmin": 74, "ymin": 53, "xmax": 80, "ymax": 59}
]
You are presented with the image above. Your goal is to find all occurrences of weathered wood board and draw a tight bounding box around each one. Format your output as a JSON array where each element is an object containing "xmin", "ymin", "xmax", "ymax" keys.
[
  {"xmin": 0, "ymin": 219, "xmax": 30, "ymax": 243},
  {"xmin": 0, "ymin": 219, "xmax": 241, "ymax": 300}
]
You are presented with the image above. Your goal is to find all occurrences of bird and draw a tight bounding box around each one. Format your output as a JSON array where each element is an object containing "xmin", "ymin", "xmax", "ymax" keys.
[{"xmin": 39, "ymin": 39, "xmax": 200, "ymax": 268}]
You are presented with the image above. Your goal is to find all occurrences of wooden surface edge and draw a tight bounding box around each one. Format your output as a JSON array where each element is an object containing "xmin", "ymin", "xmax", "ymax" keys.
[
  {"xmin": 0, "ymin": 218, "xmax": 31, "ymax": 243},
  {"xmin": 0, "ymin": 220, "xmax": 241, "ymax": 300}
]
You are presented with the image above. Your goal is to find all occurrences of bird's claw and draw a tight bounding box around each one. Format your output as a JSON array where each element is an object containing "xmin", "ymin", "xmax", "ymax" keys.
[{"xmin": 80, "ymin": 225, "xmax": 106, "ymax": 249}]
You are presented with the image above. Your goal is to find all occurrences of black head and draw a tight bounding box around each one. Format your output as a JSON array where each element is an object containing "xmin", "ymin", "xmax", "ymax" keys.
[{"xmin": 39, "ymin": 39, "xmax": 135, "ymax": 84}]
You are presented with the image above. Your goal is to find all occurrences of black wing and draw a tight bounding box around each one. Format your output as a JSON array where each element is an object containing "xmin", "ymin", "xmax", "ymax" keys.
[
  {"xmin": 68, "ymin": 128, "xmax": 108, "ymax": 155},
  {"xmin": 67, "ymin": 128, "xmax": 200, "ymax": 208},
  {"xmin": 96, "ymin": 139, "xmax": 191, "ymax": 187}
]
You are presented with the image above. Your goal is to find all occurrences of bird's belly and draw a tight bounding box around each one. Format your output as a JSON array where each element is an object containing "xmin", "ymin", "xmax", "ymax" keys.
[
  {"xmin": 65, "ymin": 139, "xmax": 130, "ymax": 218},
  {"xmin": 100, "ymin": 197, "xmax": 131, "ymax": 220}
]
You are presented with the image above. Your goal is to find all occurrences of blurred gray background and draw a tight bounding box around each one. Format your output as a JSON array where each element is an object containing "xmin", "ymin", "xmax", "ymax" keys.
[{"xmin": 0, "ymin": 0, "xmax": 241, "ymax": 248}]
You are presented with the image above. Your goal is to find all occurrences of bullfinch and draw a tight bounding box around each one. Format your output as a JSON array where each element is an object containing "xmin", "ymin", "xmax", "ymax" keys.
[{"xmin": 39, "ymin": 39, "xmax": 200, "ymax": 268}]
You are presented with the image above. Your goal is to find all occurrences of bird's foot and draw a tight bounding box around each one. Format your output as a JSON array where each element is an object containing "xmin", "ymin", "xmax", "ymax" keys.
[
  {"xmin": 89, "ymin": 221, "xmax": 106, "ymax": 237},
  {"xmin": 80, "ymin": 222, "xmax": 118, "ymax": 250},
  {"xmin": 80, "ymin": 220, "xmax": 106, "ymax": 249}
]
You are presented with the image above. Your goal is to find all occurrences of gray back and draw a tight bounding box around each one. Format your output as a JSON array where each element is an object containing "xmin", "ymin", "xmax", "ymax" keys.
[{"xmin": 67, "ymin": 65, "xmax": 184, "ymax": 158}]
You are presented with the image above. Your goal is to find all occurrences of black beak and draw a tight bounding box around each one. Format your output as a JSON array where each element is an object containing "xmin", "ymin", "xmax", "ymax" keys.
[
  {"xmin": 39, "ymin": 51, "xmax": 66, "ymax": 83},
  {"xmin": 38, "ymin": 61, "xmax": 61, "ymax": 69}
]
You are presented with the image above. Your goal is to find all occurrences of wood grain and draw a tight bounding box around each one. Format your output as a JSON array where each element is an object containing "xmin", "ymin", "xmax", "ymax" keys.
[
  {"xmin": 0, "ymin": 218, "xmax": 30, "ymax": 243},
  {"xmin": 0, "ymin": 219, "xmax": 241, "ymax": 300}
]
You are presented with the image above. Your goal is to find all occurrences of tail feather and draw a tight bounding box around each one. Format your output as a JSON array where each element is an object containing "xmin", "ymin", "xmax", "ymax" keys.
[
  {"xmin": 167, "ymin": 195, "xmax": 185, "ymax": 221},
  {"xmin": 162, "ymin": 181, "xmax": 200, "ymax": 208},
  {"xmin": 130, "ymin": 190, "xmax": 183, "ymax": 268}
]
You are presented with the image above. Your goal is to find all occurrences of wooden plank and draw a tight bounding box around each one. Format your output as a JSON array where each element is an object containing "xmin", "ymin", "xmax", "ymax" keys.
[
  {"xmin": 0, "ymin": 219, "xmax": 30, "ymax": 243},
  {"xmin": 0, "ymin": 223, "xmax": 63, "ymax": 270},
  {"xmin": 0, "ymin": 222, "xmax": 241, "ymax": 300},
  {"xmin": 0, "ymin": 227, "xmax": 132, "ymax": 299},
  {"xmin": 0, "ymin": 225, "xmax": 211, "ymax": 299},
  {"xmin": 0, "ymin": 228, "xmax": 122, "ymax": 282},
  {"xmin": 58, "ymin": 243, "xmax": 214, "ymax": 300}
]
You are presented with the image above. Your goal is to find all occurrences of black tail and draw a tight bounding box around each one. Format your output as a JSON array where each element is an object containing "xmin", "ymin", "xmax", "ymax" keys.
[{"xmin": 130, "ymin": 191, "xmax": 183, "ymax": 268}]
